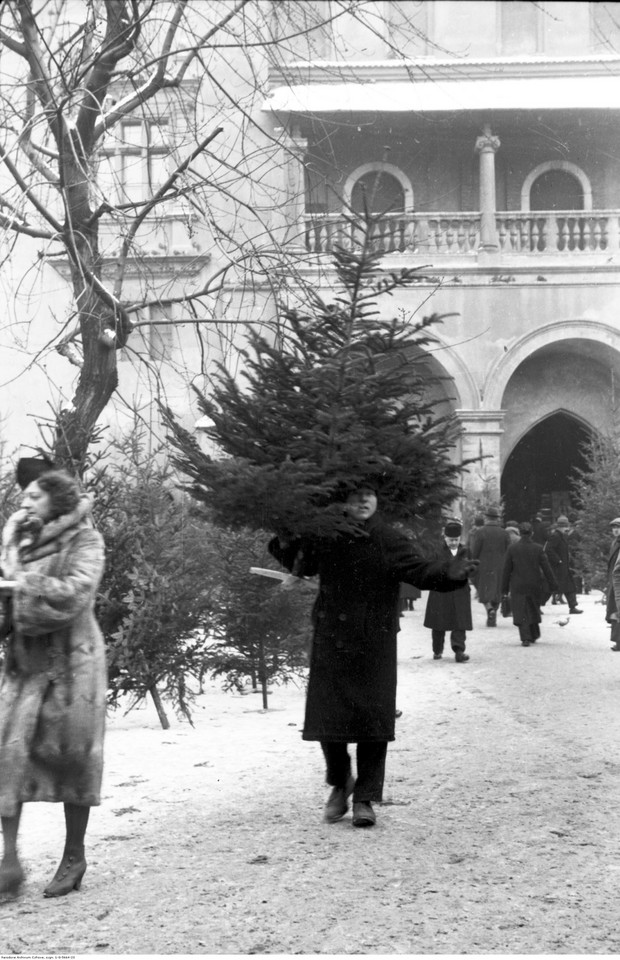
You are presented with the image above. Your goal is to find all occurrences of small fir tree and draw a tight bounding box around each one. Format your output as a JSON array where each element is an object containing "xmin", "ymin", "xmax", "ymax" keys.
[
  {"xmin": 90, "ymin": 432, "xmax": 219, "ymax": 728},
  {"xmin": 163, "ymin": 214, "xmax": 467, "ymax": 540},
  {"xmin": 205, "ymin": 527, "xmax": 314, "ymax": 709},
  {"xmin": 571, "ymin": 430, "xmax": 620, "ymax": 593}
]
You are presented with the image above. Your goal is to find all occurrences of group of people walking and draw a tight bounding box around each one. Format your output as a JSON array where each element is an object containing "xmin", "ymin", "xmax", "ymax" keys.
[
  {"xmin": 418, "ymin": 506, "xmax": 588, "ymax": 657},
  {"xmin": 0, "ymin": 456, "xmax": 610, "ymax": 876}
]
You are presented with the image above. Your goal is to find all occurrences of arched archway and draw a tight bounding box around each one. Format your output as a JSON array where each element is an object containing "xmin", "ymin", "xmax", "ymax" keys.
[
  {"xmin": 501, "ymin": 412, "xmax": 593, "ymax": 522},
  {"xmin": 343, "ymin": 162, "xmax": 414, "ymax": 213}
]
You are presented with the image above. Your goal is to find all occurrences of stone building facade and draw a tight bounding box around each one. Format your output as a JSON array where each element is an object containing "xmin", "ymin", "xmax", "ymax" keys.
[{"xmin": 264, "ymin": 0, "xmax": 620, "ymax": 521}]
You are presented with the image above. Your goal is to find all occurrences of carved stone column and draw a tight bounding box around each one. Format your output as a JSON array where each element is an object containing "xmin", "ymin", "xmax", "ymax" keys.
[
  {"xmin": 272, "ymin": 125, "xmax": 308, "ymax": 251},
  {"xmin": 457, "ymin": 409, "xmax": 505, "ymax": 503},
  {"xmin": 475, "ymin": 125, "xmax": 501, "ymax": 255}
]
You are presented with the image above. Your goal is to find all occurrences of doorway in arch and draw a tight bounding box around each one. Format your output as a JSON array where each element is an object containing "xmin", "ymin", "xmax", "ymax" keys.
[{"xmin": 501, "ymin": 412, "xmax": 593, "ymax": 523}]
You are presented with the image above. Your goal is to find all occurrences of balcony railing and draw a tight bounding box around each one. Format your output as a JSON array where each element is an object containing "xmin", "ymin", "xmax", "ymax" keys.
[{"xmin": 304, "ymin": 210, "xmax": 620, "ymax": 257}]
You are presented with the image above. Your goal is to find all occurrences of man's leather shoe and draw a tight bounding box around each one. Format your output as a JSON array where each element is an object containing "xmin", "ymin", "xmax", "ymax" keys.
[
  {"xmin": 454, "ymin": 652, "xmax": 470, "ymax": 662},
  {"xmin": 569, "ymin": 608, "xmax": 583, "ymax": 614},
  {"xmin": 521, "ymin": 641, "xmax": 531, "ymax": 646},
  {"xmin": 611, "ymin": 644, "xmax": 620, "ymax": 651},
  {"xmin": 324, "ymin": 775, "xmax": 355, "ymax": 822},
  {"xmin": 433, "ymin": 653, "xmax": 443, "ymax": 660},
  {"xmin": 352, "ymin": 802, "xmax": 376, "ymax": 827}
]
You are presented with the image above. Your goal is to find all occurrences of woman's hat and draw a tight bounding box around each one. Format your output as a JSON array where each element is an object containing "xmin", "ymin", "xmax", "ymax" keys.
[
  {"xmin": 443, "ymin": 519, "xmax": 462, "ymax": 538},
  {"xmin": 610, "ymin": 517, "xmax": 620, "ymax": 526},
  {"xmin": 485, "ymin": 506, "xmax": 501, "ymax": 519},
  {"xmin": 556, "ymin": 515, "xmax": 570, "ymax": 528},
  {"xmin": 16, "ymin": 456, "xmax": 55, "ymax": 490}
]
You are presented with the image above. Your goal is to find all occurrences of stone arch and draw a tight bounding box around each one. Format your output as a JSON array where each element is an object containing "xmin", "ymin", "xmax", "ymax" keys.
[
  {"xmin": 507, "ymin": 406, "xmax": 595, "ymax": 456},
  {"xmin": 343, "ymin": 162, "xmax": 414, "ymax": 213},
  {"xmin": 501, "ymin": 408, "xmax": 595, "ymax": 522},
  {"xmin": 521, "ymin": 161, "xmax": 593, "ymax": 212},
  {"xmin": 483, "ymin": 320, "xmax": 620, "ymax": 411},
  {"xmin": 422, "ymin": 333, "xmax": 479, "ymax": 412}
]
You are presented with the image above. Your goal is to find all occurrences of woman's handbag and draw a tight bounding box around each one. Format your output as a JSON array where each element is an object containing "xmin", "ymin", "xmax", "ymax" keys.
[{"xmin": 500, "ymin": 595, "xmax": 512, "ymax": 617}]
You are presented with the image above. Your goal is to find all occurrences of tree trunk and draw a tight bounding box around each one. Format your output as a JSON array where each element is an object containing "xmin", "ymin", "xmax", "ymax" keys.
[
  {"xmin": 149, "ymin": 684, "xmax": 170, "ymax": 729},
  {"xmin": 257, "ymin": 635, "xmax": 269, "ymax": 710}
]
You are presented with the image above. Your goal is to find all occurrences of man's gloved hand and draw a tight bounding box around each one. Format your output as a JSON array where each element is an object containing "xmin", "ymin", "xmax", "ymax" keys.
[{"xmin": 447, "ymin": 558, "xmax": 479, "ymax": 580}]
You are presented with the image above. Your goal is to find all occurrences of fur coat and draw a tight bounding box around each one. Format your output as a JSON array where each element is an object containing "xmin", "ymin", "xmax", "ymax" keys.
[{"xmin": 0, "ymin": 496, "xmax": 106, "ymax": 816}]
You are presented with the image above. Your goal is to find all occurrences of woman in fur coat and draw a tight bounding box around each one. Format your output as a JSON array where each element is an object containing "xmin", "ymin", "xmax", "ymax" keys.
[{"xmin": 0, "ymin": 462, "xmax": 106, "ymax": 900}]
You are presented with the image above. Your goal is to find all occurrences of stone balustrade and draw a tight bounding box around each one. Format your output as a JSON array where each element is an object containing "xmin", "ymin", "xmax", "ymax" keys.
[{"xmin": 304, "ymin": 210, "xmax": 620, "ymax": 257}]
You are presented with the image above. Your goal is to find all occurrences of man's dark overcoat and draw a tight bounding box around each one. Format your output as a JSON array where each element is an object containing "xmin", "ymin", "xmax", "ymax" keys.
[
  {"xmin": 606, "ymin": 535, "xmax": 620, "ymax": 622},
  {"xmin": 269, "ymin": 516, "xmax": 465, "ymax": 744},
  {"xmin": 424, "ymin": 543, "xmax": 472, "ymax": 631},
  {"xmin": 472, "ymin": 521, "xmax": 511, "ymax": 605},
  {"xmin": 544, "ymin": 529, "xmax": 576, "ymax": 594},
  {"xmin": 501, "ymin": 537, "xmax": 557, "ymax": 626}
]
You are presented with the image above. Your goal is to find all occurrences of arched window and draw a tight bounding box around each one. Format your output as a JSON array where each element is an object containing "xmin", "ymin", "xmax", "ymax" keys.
[
  {"xmin": 351, "ymin": 170, "xmax": 406, "ymax": 215},
  {"xmin": 530, "ymin": 170, "xmax": 584, "ymax": 212},
  {"xmin": 521, "ymin": 161, "xmax": 592, "ymax": 212}
]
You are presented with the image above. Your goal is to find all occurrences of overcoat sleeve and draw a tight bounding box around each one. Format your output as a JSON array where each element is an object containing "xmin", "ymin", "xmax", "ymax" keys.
[
  {"xmin": 12, "ymin": 529, "xmax": 105, "ymax": 637},
  {"xmin": 612, "ymin": 551, "xmax": 620, "ymax": 613},
  {"xmin": 268, "ymin": 536, "xmax": 319, "ymax": 578},
  {"xmin": 501, "ymin": 548, "xmax": 514, "ymax": 595},
  {"xmin": 540, "ymin": 549, "xmax": 558, "ymax": 592},
  {"xmin": 382, "ymin": 528, "xmax": 467, "ymax": 592}
]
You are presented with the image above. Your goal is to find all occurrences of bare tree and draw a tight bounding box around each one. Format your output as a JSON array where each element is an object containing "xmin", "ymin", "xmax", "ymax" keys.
[{"xmin": 1, "ymin": 0, "xmax": 393, "ymax": 470}]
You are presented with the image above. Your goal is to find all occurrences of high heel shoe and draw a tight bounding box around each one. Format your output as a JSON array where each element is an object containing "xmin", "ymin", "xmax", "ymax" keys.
[
  {"xmin": 43, "ymin": 856, "xmax": 86, "ymax": 898},
  {"xmin": 0, "ymin": 864, "xmax": 25, "ymax": 899}
]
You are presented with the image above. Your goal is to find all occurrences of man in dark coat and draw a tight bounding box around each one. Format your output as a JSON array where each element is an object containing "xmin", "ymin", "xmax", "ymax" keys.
[
  {"xmin": 606, "ymin": 518, "xmax": 620, "ymax": 650},
  {"xmin": 501, "ymin": 522, "xmax": 558, "ymax": 646},
  {"xmin": 472, "ymin": 505, "xmax": 511, "ymax": 626},
  {"xmin": 424, "ymin": 519, "xmax": 472, "ymax": 662},
  {"xmin": 544, "ymin": 516, "xmax": 583, "ymax": 614},
  {"xmin": 269, "ymin": 482, "xmax": 476, "ymax": 829}
]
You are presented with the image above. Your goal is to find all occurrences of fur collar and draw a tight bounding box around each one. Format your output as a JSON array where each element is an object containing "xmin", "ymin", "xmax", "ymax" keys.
[{"xmin": 1, "ymin": 494, "xmax": 94, "ymax": 574}]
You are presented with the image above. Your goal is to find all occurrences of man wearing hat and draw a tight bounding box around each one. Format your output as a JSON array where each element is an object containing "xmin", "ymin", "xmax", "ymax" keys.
[
  {"xmin": 269, "ymin": 480, "xmax": 478, "ymax": 829},
  {"xmin": 424, "ymin": 519, "xmax": 473, "ymax": 662},
  {"xmin": 606, "ymin": 518, "xmax": 620, "ymax": 649},
  {"xmin": 472, "ymin": 505, "xmax": 511, "ymax": 626},
  {"xmin": 501, "ymin": 522, "xmax": 559, "ymax": 646},
  {"xmin": 545, "ymin": 516, "xmax": 583, "ymax": 614}
]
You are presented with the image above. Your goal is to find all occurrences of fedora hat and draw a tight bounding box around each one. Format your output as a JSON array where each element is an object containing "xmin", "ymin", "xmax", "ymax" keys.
[{"xmin": 485, "ymin": 506, "xmax": 501, "ymax": 519}]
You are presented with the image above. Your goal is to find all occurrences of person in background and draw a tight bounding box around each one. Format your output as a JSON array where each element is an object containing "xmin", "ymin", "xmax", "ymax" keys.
[
  {"xmin": 505, "ymin": 520, "xmax": 520, "ymax": 546},
  {"xmin": 398, "ymin": 582, "xmax": 421, "ymax": 616},
  {"xmin": 467, "ymin": 514, "xmax": 484, "ymax": 600},
  {"xmin": 532, "ymin": 511, "xmax": 550, "ymax": 546},
  {"xmin": 501, "ymin": 522, "xmax": 558, "ymax": 647},
  {"xmin": 472, "ymin": 506, "xmax": 511, "ymax": 626},
  {"xmin": 423, "ymin": 519, "xmax": 472, "ymax": 663},
  {"xmin": 544, "ymin": 516, "xmax": 583, "ymax": 614},
  {"xmin": 566, "ymin": 513, "xmax": 584, "ymax": 595},
  {"xmin": 606, "ymin": 518, "xmax": 620, "ymax": 651},
  {"xmin": 268, "ymin": 479, "xmax": 477, "ymax": 830},
  {"xmin": 0, "ymin": 460, "xmax": 106, "ymax": 900}
]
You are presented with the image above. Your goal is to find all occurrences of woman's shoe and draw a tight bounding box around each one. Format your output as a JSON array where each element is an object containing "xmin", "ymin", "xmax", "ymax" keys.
[
  {"xmin": 43, "ymin": 856, "xmax": 86, "ymax": 898},
  {"xmin": 0, "ymin": 863, "xmax": 24, "ymax": 899}
]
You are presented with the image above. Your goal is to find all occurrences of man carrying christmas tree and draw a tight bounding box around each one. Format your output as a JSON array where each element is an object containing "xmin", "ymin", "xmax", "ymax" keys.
[{"xmin": 269, "ymin": 478, "xmax": 477, "ymax": 829}]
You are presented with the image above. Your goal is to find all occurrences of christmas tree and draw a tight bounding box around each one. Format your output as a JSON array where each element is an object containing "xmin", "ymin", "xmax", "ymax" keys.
[{"xmin": 163, "ymin": 214, "xmax": 466, "ymax": 540}]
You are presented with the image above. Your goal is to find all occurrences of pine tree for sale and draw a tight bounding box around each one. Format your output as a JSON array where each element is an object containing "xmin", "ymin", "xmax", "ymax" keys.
[{"xmin": 163, "ymin": 214, "xmax": 467, "ymax": 539}]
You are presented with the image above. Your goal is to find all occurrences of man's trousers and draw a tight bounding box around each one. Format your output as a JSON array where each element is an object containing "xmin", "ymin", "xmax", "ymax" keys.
[{"xmin": 320, "ymin": 741, "xmax": 388, "ymax": 802}]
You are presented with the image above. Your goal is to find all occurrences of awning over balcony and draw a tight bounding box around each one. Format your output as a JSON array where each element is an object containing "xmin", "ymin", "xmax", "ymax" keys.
[{"xmin": 264, "ymin": 74, "xmax": 620, "ymax": 114}]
